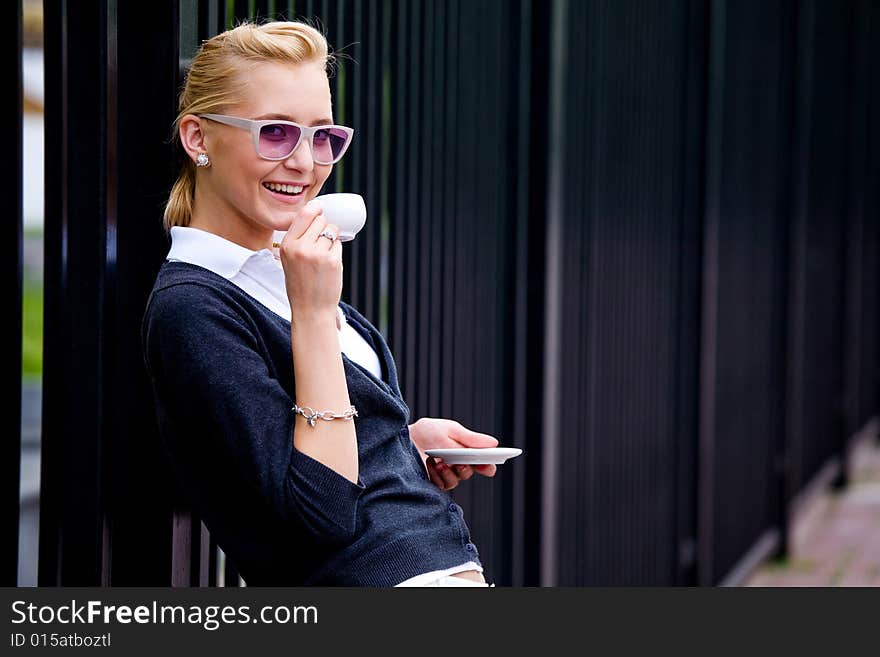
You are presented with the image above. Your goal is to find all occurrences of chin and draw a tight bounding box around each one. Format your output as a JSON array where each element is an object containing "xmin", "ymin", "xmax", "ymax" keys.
[
  {"xmin": 268, "ymin": 216, "xmax": 297, "ymax": 232},
  {"xmin": 260, "ymin": 204, "xmax": 299, "ymax": 226}
]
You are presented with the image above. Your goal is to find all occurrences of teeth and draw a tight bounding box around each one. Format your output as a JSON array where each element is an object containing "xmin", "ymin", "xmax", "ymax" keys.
[{"xmin": 264, "ymin": 182, "xmax": 304, "ymax": 195}]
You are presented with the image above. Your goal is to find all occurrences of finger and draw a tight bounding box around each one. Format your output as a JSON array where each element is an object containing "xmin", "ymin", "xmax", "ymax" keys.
[
  {"xmin": 448, "ymin": 424, "xmax": 499, "ymax": 448},
  {"xmin": 300, "ymin": 213, "xmax": 328, "ymax": 243},
  {"xmin": 427, "ymin": 460, "xmax": 456, "ymax": 491},
  {"xmin": 330, "ymin": 237, "xmax": 343, "ymax": 266},
  {"xmin": 320, "ymin": 222, "xmax": 340, "ymax": 248},
  {"xmin": 435, "ymin": 461, "xmax": 460, "ymax": 490},
  {"xmin": 453, "ymin": 465, "xmax": 474, "ymax": 481},
  {"xmin": 426, "ymin": 458, "xmax": 446, "ymax": 489},
  {"xmin": 474, "ymin": 464, "xmax": 497, "ymax": 477},
  {"xmin": 286, "ymin": 199, "xmax": 324, "ymax": 240}
]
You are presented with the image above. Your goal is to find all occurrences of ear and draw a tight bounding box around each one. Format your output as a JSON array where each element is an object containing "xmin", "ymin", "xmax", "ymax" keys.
[{"xmin": 179, "ymin": 114, "xmax": 208, "ymax": 164}]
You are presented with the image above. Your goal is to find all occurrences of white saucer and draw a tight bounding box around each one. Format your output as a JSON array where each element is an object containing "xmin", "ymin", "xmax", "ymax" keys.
[{"xmin": 424, "ymin": 447, "xmax": 523, "ymax": 465}]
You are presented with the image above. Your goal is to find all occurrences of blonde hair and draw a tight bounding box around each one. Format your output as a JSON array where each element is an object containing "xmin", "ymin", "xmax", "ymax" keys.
[{"xmin": 163, "ymin": 21, "xmax": 332, "ymax": 230}]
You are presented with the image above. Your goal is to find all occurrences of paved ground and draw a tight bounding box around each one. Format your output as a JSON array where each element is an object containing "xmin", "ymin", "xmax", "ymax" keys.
[{"xmin": 745, "ymin": 430, "xmax": 880, "ymax": 587}]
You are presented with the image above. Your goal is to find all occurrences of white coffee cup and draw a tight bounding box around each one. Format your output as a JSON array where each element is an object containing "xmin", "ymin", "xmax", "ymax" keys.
[{"xmin": 312, "ymin": 193, "xmax": 367, "ymax": 242}]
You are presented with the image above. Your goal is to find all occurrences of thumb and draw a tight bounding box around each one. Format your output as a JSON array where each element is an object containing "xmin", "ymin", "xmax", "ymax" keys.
[{"xmin": 449, "ymin": 424, "xmax": 499, "ymax": 448}]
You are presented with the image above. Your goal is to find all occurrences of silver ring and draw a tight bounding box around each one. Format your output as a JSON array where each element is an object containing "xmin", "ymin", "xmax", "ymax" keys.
[{"xmin": 319, "ymin": 230, "xmax": 337, "ymax": 243}]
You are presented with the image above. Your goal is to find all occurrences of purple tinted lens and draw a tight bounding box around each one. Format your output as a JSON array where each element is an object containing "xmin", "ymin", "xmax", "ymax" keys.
[
  {"xmin": 312, "ymin": 127, "xmax": 351, "ymax": 163},
  {"xmin": 258, "ymin": 123, "xmax": 301, "ymax": 159}
]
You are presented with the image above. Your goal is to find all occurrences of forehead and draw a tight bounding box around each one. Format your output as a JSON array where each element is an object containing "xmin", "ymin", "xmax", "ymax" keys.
[{"xmin": 232, "ymin": 60, "xmax": 332, "ymax": 122}]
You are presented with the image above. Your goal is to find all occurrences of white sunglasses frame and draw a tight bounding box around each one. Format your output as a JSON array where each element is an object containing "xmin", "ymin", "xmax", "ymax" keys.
[{"xmin": 198, "ymin": 113, "xmax": 354, "ymax": 164}]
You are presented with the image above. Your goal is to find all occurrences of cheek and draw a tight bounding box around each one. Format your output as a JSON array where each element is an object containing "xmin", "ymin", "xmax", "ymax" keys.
[
  {"xmin": 212, "ymin": 163, "xmax": 270, "ymax": 212},
  {"xmin": 311, "ymin": 165, "xmax": 333, "ymax": 197},
  {"xmin": 221, "ymin": 159, "xmax": 271, "ymax": 192},
  {"xmin": 219, "ymin": 171, "xmax": 255, "ymax": 201}
]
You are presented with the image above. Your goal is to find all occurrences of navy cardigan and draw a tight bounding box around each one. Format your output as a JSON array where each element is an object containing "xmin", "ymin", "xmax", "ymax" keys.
[{"xmin": 142, "ymin": 261, "xmax": 481, "ymax": 586}]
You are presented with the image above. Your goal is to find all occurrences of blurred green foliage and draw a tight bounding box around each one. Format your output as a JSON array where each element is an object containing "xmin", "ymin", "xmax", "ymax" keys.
[{"xmin": 22, "ymin": 278, "xmax": 42, "ymax": 378}]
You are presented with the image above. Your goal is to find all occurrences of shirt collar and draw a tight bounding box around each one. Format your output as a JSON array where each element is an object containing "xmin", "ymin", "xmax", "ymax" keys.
[
  {"xmin": 167, "ymin": 226, "xmax": 284, "ymax": 279},
  {"xmin": 166, "ymin": 226, "xmax": 348, "ymax": 332}
]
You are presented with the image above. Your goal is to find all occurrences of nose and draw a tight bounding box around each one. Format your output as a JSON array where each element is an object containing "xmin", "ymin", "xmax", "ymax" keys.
[{"xmin": 283, "ymin": 136, "xmax": 315, "ymax": 172}]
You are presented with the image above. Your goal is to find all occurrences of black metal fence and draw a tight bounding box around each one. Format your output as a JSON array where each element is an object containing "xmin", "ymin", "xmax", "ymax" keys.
[
  {"xmin": 7, "ymin": 0, "xmax": 878, "ymax": 587},
  {"xmin": 4, "ymin": 0, "xmax": 24, "ymax": 589}
]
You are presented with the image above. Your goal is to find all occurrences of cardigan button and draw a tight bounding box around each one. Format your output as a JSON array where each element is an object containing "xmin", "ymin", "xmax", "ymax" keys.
[
  {"xmin": 448, "ymin": 503, "xmax": 458, "ymax": 513},
  {"xmin": 465, "ymin": 542, "xmax": 476, "ymax": 552}
]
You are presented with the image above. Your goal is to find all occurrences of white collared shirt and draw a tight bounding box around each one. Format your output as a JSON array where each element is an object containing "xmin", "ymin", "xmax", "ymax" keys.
[{"xmin": 166, "ymin": 226, "xmax": 382, "ymax": 379}]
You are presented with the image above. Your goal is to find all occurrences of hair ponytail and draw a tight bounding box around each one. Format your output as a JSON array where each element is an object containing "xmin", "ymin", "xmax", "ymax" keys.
[{"xmin": 163, "ymin": 162, "xmax": 196, "ymax": 230}]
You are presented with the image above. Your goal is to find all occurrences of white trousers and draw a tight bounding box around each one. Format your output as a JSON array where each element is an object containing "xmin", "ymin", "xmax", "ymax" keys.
[{"xmin": 421, "ymin": 575, "xmax": 492, "ymax": 587}]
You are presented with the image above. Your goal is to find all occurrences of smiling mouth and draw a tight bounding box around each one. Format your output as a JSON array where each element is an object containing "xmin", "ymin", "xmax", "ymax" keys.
[{"xmin": 263, "ymin": 182, "xmax": 306, "ymax": 196}]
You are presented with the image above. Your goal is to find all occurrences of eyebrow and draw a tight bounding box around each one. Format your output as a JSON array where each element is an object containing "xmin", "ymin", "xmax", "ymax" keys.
[{"xmin": 254, "ymin": 113, "xmax": 335, "ymax": 126}]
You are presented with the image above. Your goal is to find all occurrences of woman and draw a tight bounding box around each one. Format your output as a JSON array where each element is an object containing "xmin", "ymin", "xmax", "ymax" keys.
[{"xmin": 142, "ymin": 20, "xmax": 498, "ymax": 586}]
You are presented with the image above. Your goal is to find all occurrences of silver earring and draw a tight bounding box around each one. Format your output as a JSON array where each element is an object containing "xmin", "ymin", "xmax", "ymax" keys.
[{"xmin": 196, "ymin": 152, "xmax": 211, "ymax": 168}]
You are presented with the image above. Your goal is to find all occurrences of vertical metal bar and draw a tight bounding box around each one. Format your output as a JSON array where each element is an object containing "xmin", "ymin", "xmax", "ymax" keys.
[
  {"xmin": 864, "ymin": 3, "xmax": 880, "ymax": 433},
  {"xmin": 836, "ymin": 0, "xmax": 864, "ymax": 488},
  {"xmin": 378, "ymin": 0, "xmax": 391, "ymax": 334},
  {"xmin": 338, "ymin": 0, "xmax": 354, "ymax": 293},
  {"xmin": 427, "ymin": 0, "xmax": 445, "ymax": 418},
  {"xmin": 697, "ymin": 0, "xmax": 799, "ymax": 584},
  {"xmin": 39, "ymin": 0, "xmax": 62, "ymax": 587},
  {"xmin": 388, "ymin": 0, "xmax": 407, "ymax": 373},
  {"xmin": 170, "ymin": 509, "xmax": 193, "ymax": 586},
  {"xmin": 107, "ymin": 0, "xmax": 180, "ymax": 585},
  {"xmin": 199, "ymin": 0, "xmax": 226, "ymax": 40},
  {"xmin": 844, "ymin": 1, "xmax": 871, "ymax": 435},
  {"xmin": 346, "ymin": 0, "xmax": 363, "ymax": 311},
  {"xmin": 787, "ymin": 0, "xmax": 856, "ymax": 507},
  {"xmin": 40, "ymin": 0, "xmax": 180, "ymax": 587},
  {"xmin": 328, "ymin": 0, "xmax": 344, "ymax": 113},
  {"xmin": 770, "ymin": 0, "xmax": 800, "ymax": 564},
  {"xmin": 561, "ymin": 0, "xmax": 585, "ymax": 581},
  {"xmin": 2, "ymin": 0, "xmax": 23, "ymax": 586},
  {"xmin": 562, "ymin": 0, "xmax": 590, "ymax": 584},
  {"xmin": 403, "ymin": 0, "xmax": 422, "ymax": 407},
  {"xmin": 508, "ymin": 0, "xmax": 543, "ymax": 588},
  {"xmin": 539, "ymin": 0, "xmax": 568, "ymax": 587},
  {"xmin": 317, "ymin": 0, "xmax": 331, "ymax": 34},
  {"xmin": 504, "ymin": 0, "xmax": 550, "ymax": 587},
  {"xmin": 198, "ymin": 521, "xmax": 211, "ymax": 586},
  {"xmin": 170, "ymin": 511, "xmax": 188, "ymax": 586},
  {"xmin": 253, "ymin": 0, "xmax": 271, "ymax": 20},
  {"xmin": 102, "ymin": 0, "xmax": 119, "ymax": 588},
  {"xmin": 415, "ymin": 0, "xmax": 432, "ymax": 416},
  {"xmin": 364, "ymin": 0, "xmax": 381, "ymax": 323},
  {"xmin": 672, "ymin": 0, "xmax": 709, "ymax": 586},
  {"xmin": 697, "ymin": 0, "xmax": 726, "ymax": 587},
  {"xmin": 208, "ymin": 535, "xmax": 218, "ymax": 586},
  {"xmin": 446, "ymin": 0, "xmax": 466, "ymax": 528},
  {"xmin": 445, "ymin": 0, "xmax": 460, "ymax": 431},
  {"xmin": 40, "ymin": 0, "xmax": 109, "ymax": 586},
  {"xmin": 232, "ymin": 0, "xmax": 250, "ymax": 21},
  {"xmin": 171, "ymin": 512, "xmax": 210, "ymax": 586}
]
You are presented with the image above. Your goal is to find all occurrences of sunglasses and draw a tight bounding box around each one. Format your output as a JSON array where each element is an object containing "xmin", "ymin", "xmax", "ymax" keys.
[{"xmin": 198, "ymin": 113, "xmax": 354, "ymax": 165}]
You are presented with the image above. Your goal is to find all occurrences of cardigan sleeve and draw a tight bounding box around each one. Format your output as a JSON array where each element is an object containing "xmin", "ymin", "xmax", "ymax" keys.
[{"xmin": 143, "ymin": 282, "xmax": 365, "ymax": 544}]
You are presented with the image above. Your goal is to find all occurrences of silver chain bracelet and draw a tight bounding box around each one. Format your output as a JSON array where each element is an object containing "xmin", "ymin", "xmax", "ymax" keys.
[{"xmin": 292, "ymin": 403, "xmax": 358, "ymax": 427}]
